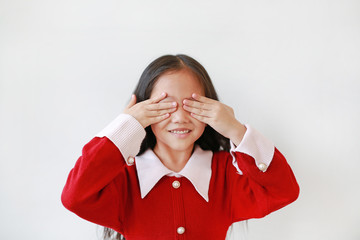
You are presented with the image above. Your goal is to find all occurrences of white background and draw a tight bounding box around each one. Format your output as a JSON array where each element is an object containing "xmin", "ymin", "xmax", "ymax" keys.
[{"xmin": 1, "ymin": 0, "xmax": 359, "ymax": 239}]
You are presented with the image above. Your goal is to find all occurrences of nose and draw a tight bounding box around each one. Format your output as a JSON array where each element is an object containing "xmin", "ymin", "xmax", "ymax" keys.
[{"xmin": 171, "ymin": 104, "xmax": 190, "ymax": 123}]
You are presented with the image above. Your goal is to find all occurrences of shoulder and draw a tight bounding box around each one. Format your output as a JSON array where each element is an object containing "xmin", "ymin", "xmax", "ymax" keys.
[
  {"xmin": 212, "ymin": 150, "xmax": 231, "ymax": 159},
  {"xmin": 211, "ymin": 150, "xmax": 234, "ymax": 169}
]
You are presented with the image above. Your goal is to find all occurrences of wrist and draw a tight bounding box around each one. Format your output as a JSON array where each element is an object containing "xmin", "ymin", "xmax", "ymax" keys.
[{"xmin": 228, "ymin": 121, "xmax": 247, "ymax": 146}]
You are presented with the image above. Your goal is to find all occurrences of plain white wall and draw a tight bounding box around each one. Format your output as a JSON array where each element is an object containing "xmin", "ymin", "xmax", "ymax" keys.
[{"xmin": 1, "ymin": 0, "xmax": 359, "ymax": 239}]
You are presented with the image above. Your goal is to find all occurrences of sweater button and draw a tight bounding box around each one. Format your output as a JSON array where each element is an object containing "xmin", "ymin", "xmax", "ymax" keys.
[
  {"xmin": 177, "ymin": 226, "xmax": 185, "ymax": 234},
  {"xmin": 258, "ymin": 163, "xmax": 267, "ymax": 172},
  {"xmin": 172, "ymin": 180, "xmax": 181, "ymax": 189},
  {"xmin": 127, "ymin": 157, "xmax": 135, "ymax": 165}
]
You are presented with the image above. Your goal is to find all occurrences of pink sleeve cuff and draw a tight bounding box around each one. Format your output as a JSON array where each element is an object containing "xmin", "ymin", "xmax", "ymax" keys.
[
  {"xmin": 230, "ymin": 124, "xmax": 275, "ymax": 174},
  {"xmin": 95, "ymin": 114, "xmax": 146, "ymax": 161}
]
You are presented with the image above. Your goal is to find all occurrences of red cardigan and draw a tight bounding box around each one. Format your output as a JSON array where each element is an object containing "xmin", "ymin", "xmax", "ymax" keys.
[{"xmin": 61, "ymin": 137, "xmax": 299, "ymax": 239}]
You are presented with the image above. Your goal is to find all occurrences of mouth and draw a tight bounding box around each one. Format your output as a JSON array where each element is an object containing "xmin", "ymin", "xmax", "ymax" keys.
[{"xmin": 168, "ymin": 129, "xmax": 192, "ymax": 135}]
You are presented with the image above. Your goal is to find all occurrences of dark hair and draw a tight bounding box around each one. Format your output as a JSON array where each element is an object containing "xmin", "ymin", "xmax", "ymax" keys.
[
  {"xmin": 135, "ymin": 54, "xmax": 230, "ymax": 154},
  {"xmin": 103, "ymin": 54, "xmax": 230, "ymax": 240}
]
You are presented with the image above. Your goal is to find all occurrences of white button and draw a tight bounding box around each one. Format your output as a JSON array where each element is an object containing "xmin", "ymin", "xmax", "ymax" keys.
[
  {"xmin": 258, "ymin": 163, "xmax": 267, "ymax": 172},
  {"xmin": 127, "ymin": 157, "xmax": 135, "ymax": 165},
  {"xmin": 177, "ymin": 226, "xmax": 185, "ymax": 234},
  {"xmin": 172, "ymin": 180, "xmax": 180, "ymax": 189}
]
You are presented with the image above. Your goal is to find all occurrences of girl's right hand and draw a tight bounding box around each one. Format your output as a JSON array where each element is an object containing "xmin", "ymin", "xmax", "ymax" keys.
[{"xmin": 123, "ymin": 92, "xmax": 177, "ymax": 128}]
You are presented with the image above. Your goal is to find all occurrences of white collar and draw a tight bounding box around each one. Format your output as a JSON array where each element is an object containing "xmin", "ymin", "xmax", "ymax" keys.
[{"xmin": 135, "ymin": 145, "xmax": 213, "ymax": 202}]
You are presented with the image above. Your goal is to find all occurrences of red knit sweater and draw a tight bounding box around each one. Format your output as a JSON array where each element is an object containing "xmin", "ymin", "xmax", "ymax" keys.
[{"xmin": 61, "ymin": 137, "xmax": 299, "ymax": 239}]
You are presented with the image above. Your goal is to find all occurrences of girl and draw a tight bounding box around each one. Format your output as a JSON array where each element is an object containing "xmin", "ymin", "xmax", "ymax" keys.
[{"xmin": 61, "ymin": 54, "xmax": 299, "ymax": 240}]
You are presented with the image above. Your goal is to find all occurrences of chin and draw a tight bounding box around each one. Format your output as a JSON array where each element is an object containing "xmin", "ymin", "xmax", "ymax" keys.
[{"xmin": 168, "ymin": 143, "xmax": 195, "ymax": 152}]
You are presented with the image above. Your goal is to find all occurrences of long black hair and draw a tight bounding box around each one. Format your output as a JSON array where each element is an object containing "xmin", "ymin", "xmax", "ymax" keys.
[{"xmin": 103, "ymin": 54, "xmax": 230, "ymax": 240}]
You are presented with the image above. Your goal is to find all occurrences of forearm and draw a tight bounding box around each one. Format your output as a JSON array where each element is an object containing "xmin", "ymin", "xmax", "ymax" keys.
[
  {"xmin": 61, "ymin": 114, "xmax": 146, "ymax": 232},
  {"xmin": 229, "ymin": 124, "xmax": 299, "ymax": 219},
  {"xmin": 234, "ymin": 148, "xmax": 299, "ymax": 211},
  {"xmin": 61, "ymin": 137, "xmax": 125, "ymax": 208},
  {"xmin": 227, "ymin": 120, "xmax": 247, "ymax": 147}
]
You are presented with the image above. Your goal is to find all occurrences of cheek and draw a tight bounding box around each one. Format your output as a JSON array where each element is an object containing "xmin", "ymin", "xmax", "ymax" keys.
[
  {"xmin": 192, "ymin": 117, "xmax": 206, "ymax": 127},
  {"xmin": 150, "ymin": 121, "xmax": 167, "ymax": 135},
  {"xmin": 150, "ymin": 124, "xmax": 159, "ymax": 135},
  {"xmin": 195, "ymin": 122, "xmax": 206, "ymax": 134}
]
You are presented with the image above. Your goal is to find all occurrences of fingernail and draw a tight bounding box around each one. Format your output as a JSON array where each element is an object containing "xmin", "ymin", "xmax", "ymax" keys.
[
  {"xmin": 161, "ymin": 92, "xmax": 166, "ymax": 96},
  {"xmin": 172, "ymin": 102, "xmax": 177, "ymax": 106}
]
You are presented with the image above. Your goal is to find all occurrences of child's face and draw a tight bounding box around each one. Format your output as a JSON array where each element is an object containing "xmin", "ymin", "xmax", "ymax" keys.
[{"xmin": 150, "ymin": 69, "xmax": 206, "ymax": 154}]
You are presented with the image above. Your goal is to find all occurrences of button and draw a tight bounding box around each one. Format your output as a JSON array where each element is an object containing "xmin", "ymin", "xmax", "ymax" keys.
[
  {"xmin": 172, "ymin": 180, "xmax": 180, "ymax": 189},
  {"xmin": 258, "ymin": 163, "xmax": 267, "ymax": 172},
  {"xmin": 127, "ymin": 157, "xmax": 135, "ymax": 165},
  {"xmin": 177, "ymin": 226, "xmax": 185, "ymax": 234}
]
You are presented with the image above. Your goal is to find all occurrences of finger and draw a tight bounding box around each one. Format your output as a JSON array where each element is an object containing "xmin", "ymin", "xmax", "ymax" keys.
[
  {"xmin": 189, "ymin": 112, "xmax": 210, "ymax": 124},
  {"xmin": 126, "ymin": 94, "xmax": 137, "ymax": 109},
  {"xmin": 183, "ymin": 98, "xmax": 211, "ymax": 111},
  {"xmin": 149, "ymin": 92, "xmax": 167, "ymax": 103},
  {"xmin": 146, "ymin": 101, "xmax": 177, "ymax": 111},
  {"xmin": 191, "ymin": 93, "xmax": 215, "ymax": 103},
  {"xmin": 146, "ymin": 107, "xmax": 177, "ymax": 117},
  {"xmin": 182, "ymin": 104, "xmax": 210, "ymax": 117},
  {"xmin": 149, "ymin": 113, "xmax": 171, "ymax": 124}
]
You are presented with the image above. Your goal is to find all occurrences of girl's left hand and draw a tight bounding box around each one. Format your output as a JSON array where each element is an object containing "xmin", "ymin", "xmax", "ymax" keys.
[{"xmin": 183, "ymin": 93, "xmax": 247, "ymax": 146}]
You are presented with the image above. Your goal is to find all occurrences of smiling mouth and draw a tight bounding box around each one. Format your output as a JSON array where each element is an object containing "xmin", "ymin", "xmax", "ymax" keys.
[{"xmin": 169, "ymin": 129, "xmax": 191, "ymax": 134}]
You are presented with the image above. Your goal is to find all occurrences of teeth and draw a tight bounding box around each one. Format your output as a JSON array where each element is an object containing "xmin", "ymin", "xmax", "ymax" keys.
[{"xmin": 170, "ymin": 130, "xmax": 190, "ymax": 134}]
